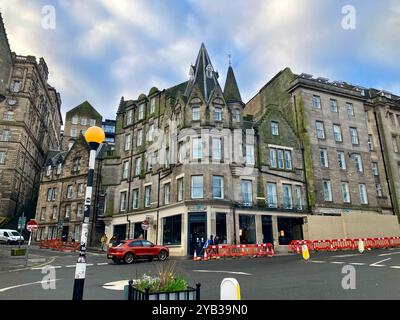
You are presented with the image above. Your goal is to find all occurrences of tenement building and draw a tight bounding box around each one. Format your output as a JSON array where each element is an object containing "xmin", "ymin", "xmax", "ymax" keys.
[
  {"xmin": 246, "ymin": 68, "xmax": 399, "ymax": 241},
  {"xmin": 0, "ymin": 13, "xmax": 62, "ymax": 221},
  {"xmin": 35, "ymin": 102, "xmax": 106, "ymax": 245},
  {"xmin": 99, "ymin": 45, "xmax": 311, "ymax": 255}
]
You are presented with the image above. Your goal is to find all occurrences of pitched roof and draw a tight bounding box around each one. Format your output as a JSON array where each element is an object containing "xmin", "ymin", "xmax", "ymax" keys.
[
  {"xmin": 224, "ymin": 66, "xmax": 242, "ymax": 103},
  {"xmin": 184, "ymin": 43, "xmax": 221, "ymax": 103},
  {"xmin": 66, "ymin": 101, "xmax": 102, "ymax": 119}
]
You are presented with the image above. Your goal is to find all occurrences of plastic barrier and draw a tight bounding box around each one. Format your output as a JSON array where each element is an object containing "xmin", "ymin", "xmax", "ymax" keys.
[
  {"xmin": 204, "ymin": 243, "xmax": 274, "ymax": 259},
  {"xmin": 39, "ymin": 239, "xmax": 80, "ymax": 252},
  {"xmin": 290, "ymin": 236, "xmax": 400, "ymax": 254}
]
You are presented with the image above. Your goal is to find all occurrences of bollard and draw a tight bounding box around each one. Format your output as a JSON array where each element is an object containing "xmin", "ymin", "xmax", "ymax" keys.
[{"xmin": 220, "ymin": 278, "xmax": 241, "ymax": 300}]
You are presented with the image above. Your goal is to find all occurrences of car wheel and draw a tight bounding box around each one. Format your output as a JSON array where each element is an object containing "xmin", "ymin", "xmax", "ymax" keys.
[
  {"xmin": 112, "ymin": 257, "xmax": 121, "ymax": 264},
  {"xmin": 124, "ymin": 252, "xmax": 135, "ymax": 264},
  {"xmin": 158, "ymin": 250, "xmax": 168, "ymax": 261}
]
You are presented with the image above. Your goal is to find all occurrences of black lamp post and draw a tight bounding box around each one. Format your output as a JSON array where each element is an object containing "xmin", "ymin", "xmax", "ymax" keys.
[{"xmin": 72, "ymin": 126, "xmax": 105, "ymax": 300}]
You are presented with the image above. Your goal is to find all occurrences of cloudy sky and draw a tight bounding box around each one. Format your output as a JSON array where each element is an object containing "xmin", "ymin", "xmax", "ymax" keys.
[{"xmin": 1, "ymin": 0, "xmax": 400, "ymax": 121}]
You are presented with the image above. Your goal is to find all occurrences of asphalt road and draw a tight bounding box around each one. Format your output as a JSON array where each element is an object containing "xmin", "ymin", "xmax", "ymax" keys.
[{"xmin": 0, "ymin": 244, "xmax": 400, "ymax": 300}]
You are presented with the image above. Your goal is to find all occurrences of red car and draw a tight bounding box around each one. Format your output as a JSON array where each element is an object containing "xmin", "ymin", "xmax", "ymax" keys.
[{"xmin": 107, "ymin": 239, "xmax": 169, "ymax": 264}]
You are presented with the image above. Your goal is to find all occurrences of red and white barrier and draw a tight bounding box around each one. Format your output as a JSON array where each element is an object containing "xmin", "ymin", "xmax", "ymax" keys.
[
  {"xmin": 289, "ymin": 236, "xmax": 400, "ymax": 254},
  {"xmin": 203, "ymin": 243, "xmax": 275, "ymax": 260}
]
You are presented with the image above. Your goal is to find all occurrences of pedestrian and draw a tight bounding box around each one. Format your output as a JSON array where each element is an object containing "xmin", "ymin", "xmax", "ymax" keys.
[
  {"xmin": 110, "ymin": 234, "xmax": 117, "ymax": 246},
  {"xmin": 100, "ymin": 234, "xmax": 108, "ymax": 251}
]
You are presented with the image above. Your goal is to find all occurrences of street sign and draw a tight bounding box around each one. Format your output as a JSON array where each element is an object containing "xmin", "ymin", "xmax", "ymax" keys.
[
  {"xmin": 141, "ymin": 220, "xmax": 149, "ymax": 231},
  {"xmin": 18, "ymin": 216, "xmax": 26, "ymax": 230},
  {"xmin": 27, "ymin": 220, "xmax": 38, "ymax": 232}
]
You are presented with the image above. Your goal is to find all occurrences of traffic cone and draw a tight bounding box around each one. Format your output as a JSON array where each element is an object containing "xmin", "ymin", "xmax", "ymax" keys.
[
  {"xmin": 193, "ymin": 250, "xmax": 198, "ymax": 261},
  {"xmin": 203, "ymin": 250, "xmax": 209, "ymax": 261}
]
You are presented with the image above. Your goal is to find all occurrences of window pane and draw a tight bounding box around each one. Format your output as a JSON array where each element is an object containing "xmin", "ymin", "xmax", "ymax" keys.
[
  {"xmin": 191, "ymin": 176, "xmax": 203, "ymax": 198},
  {"xmin": 241, "ymin": 180, "xmax": 252, "ymax": 206},
  {"xmin": 163, "ymin": 215, "xmax": 182, "ymax": 245},
  {"xmin": 212, "ymin": 176, "xmax": 223, "ymax": 199},
  {"xmin": 282, "ymin": 184, "xmax": 292, "ymax": 209},
  {"xmin": 266, "ymin": 183, "xmax": 277, "ymax": 208}
]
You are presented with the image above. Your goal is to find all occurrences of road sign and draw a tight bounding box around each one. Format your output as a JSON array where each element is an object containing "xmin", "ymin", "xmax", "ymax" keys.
[
  {"xmin": 27, "ymin": 220, "xmax": 38, "ymax": 232},
  {"xmin": 141, "ymin": 220, "xmax": 149, "ymax": 231},
  {"xmin": 18, "ymin": 216, "xmax": 26, "ymax": 230}
]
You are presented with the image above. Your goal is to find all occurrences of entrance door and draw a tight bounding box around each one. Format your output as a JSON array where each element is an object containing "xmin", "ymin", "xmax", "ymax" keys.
[
  {"xmin": 113, "ymin": 224, "xmax": 127, "ymax": 241},
  {"xmin": 277, "ymin": 217, "xmax": 304, "ymax": 245},
  {"xmin": 188, "ymin": 213, "xmax": 207, "ymax": 256},
  {"xmin": 262, "ymin": 216, "xmax": 273, "ymax": 244},
  {"xmin": 62, "ymin": 226, "xmax": 69, "ymax": 242},
  {"xmin": 134, "ymin": 223, "xmax": 147, "ymax": 239}
]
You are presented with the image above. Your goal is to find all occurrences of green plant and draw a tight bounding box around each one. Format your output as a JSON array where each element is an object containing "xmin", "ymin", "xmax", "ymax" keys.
[{"xmin": 133, "ymin": 261, "xmax": 188, "ymax": 293}]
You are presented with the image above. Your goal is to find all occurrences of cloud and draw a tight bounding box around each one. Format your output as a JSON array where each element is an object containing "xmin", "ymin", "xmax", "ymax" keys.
[{"xmin": 1, "ymin": 0, "xmax": 400, "ymax": 120}]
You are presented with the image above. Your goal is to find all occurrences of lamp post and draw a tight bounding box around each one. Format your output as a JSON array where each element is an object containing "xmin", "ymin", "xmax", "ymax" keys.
[{"xmin": 72, "ymin": 126, "xmax": 105, "ymax": 300}]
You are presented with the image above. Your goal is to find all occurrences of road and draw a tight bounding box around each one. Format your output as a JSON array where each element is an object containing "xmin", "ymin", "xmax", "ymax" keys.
[{"xmin": 1, "ymin": 244, "xmax": 400, "ymax": 300}]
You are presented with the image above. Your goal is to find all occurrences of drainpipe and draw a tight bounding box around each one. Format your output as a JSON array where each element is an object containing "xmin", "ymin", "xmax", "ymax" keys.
[
  {"xmin": 293, "ymin": 95, "xmax": 310, "ymax": 211},
  {"xmin": 373, "ymin": 110, "xmax": 395, "ymax": 215},
  {"xmin": 232, "ymin": 205, "xmax": 237, "ymax": 245}
]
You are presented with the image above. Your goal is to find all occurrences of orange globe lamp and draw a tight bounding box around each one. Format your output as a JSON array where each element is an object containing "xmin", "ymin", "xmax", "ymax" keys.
[{"xmin": 85, "ymin": 126, "xmax": 105, "ymax": 147}]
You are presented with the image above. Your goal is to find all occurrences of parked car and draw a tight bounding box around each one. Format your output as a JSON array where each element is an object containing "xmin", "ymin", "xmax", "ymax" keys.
[
  {"xmin": 107, "ymin": 239, "xmax": 169, "ymax": 264},
  {"xmin": 0, "ymin": 229, "xmax": 24, "ymax": 245}
]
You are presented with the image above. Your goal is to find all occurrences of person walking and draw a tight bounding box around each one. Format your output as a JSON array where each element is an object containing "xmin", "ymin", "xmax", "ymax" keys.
[{"xmin": 100, "ymin": 234, "xmax": 108, "ymax": 251}]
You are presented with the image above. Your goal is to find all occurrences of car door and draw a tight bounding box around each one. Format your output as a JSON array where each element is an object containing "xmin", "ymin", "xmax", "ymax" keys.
[
  {"xmin": 141, "ymin": 240, "xmax": 156, "ymax": 256},
  {"xmin": 128, "ymin": 240, "xmax": 145, "ymax": 257}
]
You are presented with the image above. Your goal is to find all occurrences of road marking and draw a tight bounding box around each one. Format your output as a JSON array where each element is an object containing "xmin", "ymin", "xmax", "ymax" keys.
[
  {"xmin": 370, "ymin": 258, "xmax": 391, "ymax": 267},
  {"xmin": 310, "ymin": 260, "xmax": 326, "ymax": 264},
  {"xmin": 86, "ymin": 264, "xmax": 94, "ymax": 267},
  {"xmin": 66, "ymin": 265, "xmax": 76, "ymax": 268},
  {"xmin": 31, "ymin": 266, "xmax": 61, "ymax": 270},
  {"xmin": 332, "ymin": 254, "xmax": 362, "ymax": 258},
  {"xmin": 97, "ymin": 263, "xmax": 109, "ymax": 266},
  {"xmin": 7, "ymin": 257, "xmax": 57, "ymax": 273},
  {"xmin": 102, "ymin": 280, "xmax": 130, "ymax": 291},
  {"xmin": 192, "ymin": 270, "xmax": 252, "ymax": 276},
  {"xmin": 390, "ymin": 266, "xmax": 400, "ymax": 269},
  {"xmin": 349, "ymin": 263, "xmax": 365, "ymax": 266},
  {"xmin": 378, "ymin": 252, "xmax": 400, "ymax": 257},
  {"xmin": 0, "ymin": 279, "xmax": 62, "ymax": 293},
  {"xmin": 331, "ymin": 261, "xmax": 346, "ymax": 265}
]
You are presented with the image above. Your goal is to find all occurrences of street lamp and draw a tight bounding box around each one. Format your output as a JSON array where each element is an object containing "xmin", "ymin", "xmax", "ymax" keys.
[{"xmin": 72, "ymin": 126, "xmax": 105, "ymax": 300}]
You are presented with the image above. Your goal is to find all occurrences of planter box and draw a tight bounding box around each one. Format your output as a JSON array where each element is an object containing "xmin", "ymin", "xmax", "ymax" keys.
[
  {"xmin": 126, "ymin": 281, "xmax": 201, "ymax": 301},
  {"xmin": 11, "ymin": 248, "xmax": 26, "ymax": 256}
]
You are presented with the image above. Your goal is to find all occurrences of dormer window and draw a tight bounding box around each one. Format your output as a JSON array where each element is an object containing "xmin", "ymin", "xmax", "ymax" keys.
[
  {"xmin": 214, "ymin": 107, "xmax": 222, "ymax": 121},
  {"xmin": 233, "ymin": 110, "xmax": 240, "ymax": 122},
  {"xmin": 192, "ymin": 106, "xmax": 200, "ymax": 121},
  {"xmin": 138, "ymin": 104, "xmax": 145, "ymax": 120},
  {"xmin": 206, "ymin": 64, "xmax": 213, "ymax": 78},
  {"xmin": 46, "ymin": 165, "xmax": 52, "ymax": 176},
  {"xmin": 271, "ymin": 121, "xmax": 279, "ymax": 136},
  {"xmin": 127, "ymin": 110, "xmax": 133, "ymax": 125},
  {"xmin": 150, "ymin": 98, "xmax": 156, "ymax": 114},
  {"xmin": 56, "ymin": 163, "xmax": 62, "ymax": 175}
]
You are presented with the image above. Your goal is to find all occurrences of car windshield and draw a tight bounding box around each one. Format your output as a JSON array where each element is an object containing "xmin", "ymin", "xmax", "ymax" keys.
[
  {"xmin": 112, "ymin": 240, "xmax": 126, "ymax": 247},
  {"xmin": 11, "ymin": 232, "xmax": 20, "ymax": 236}
]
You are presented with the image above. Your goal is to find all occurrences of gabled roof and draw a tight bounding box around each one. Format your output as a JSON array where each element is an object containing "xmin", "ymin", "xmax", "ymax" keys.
[
  {"xmin": 184, "ymin": 43, "xmax": 221, "ymax": 103},
  {"xmin": 66, "ymin": 101, "xmax": 102, "ymax": 119},
  {"xmin": 224, "ymin": 66, "xmax": 242, "ymax": 103}
]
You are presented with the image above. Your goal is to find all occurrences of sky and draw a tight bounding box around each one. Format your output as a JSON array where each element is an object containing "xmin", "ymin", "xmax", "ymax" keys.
[{"xmin": 1, "ymin": 0, "xmax": 400, "ymax": 121}]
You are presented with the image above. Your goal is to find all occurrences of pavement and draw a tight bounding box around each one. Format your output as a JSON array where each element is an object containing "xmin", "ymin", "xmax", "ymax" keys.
[{"xmin": 0, "ymin": 243, "xmax": 400, "ymax": 300}]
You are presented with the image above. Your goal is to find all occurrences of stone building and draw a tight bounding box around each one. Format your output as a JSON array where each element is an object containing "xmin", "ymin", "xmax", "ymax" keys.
[
  {"xmin": 99, "ymin": 45, "xmax": 312, "ymax": 255},
  {"xmin": 246, "ymin": 68, "xmax": 399, "ymax": 240},
  {"xmin": 0, "ymin": 13, "xmax": 62, "ymax": 221},
  {"xmin": 34, "ymin": 135, "xmax": 104, "ymax": 244},
  {"xmin": 61, "ymin": 101, "xmax": 102, "ymax": 150}
]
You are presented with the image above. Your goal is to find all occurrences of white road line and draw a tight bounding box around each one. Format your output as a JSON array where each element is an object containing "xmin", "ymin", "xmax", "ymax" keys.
[
  {"xmin": 370, "ymin": 258, "xmax": 391, "ymax": 267},
  {"xmin": 331, "ymin": 261, "xmax": 346, "ymax": 265},
  {"xmin": 86, "ymin": 264, "xmax": 94, "ymax": 267},
  {"xmin": 390, "ymin": 266, "xmax": 400, "ymax": 269},
  {"xmin": 97, "ymin": 263, "xmax": 109, "ymax": 266},
  {"xmin": 0, "ymin": 279, "xmax": 62, "ymax": 293},
  {"xmin": 31, "ymin": 266, "xmax": 61, "ymax": 270},
  {"xmin": 193, "ymin": 270, "xmax": 252, "ymax": 276},
  {"xmin": 310, "ymin": 260, "xmax": 326, "ymax": 263},
  {"xmin": 378, "ymin": 252, "xmax": 400, "ymax": 257},
  {"xmin": 65, "ymin": 265, "xmax": 76, "ymax": 268},
  {"xmin": 332, "ymin": 254, "xmax": 362, "ymax": 258},
  {"xmin": 349, "ymin": 263, "xmax": 365, "ymax": 266}
]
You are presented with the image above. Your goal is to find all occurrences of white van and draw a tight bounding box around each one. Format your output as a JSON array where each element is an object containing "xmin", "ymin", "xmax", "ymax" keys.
[{"xmin": 0, "ymin": 229, "xmax": 24, "ymax": 244}]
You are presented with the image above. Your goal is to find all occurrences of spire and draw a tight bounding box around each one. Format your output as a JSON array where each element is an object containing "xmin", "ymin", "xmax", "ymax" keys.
[
  {"xmin": 224, "ymin": 65, "xmax": 242, "ymax": 103},
  {"xmin": 184, "ymin": 43, "xmax": 220, "ymax": 103}
]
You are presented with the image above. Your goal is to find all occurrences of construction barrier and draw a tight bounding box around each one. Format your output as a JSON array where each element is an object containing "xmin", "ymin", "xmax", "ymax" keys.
[
  {"xmin": 38, "ymin": 239, "xmax": 80, "ymax": 252},
  {"xmin": 289, "ymin": 236, "xmax": 400, "ymax": 254},
  {"xmin": 204, "ymin": 243, "xmax": 274, "ymax": 260}
]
